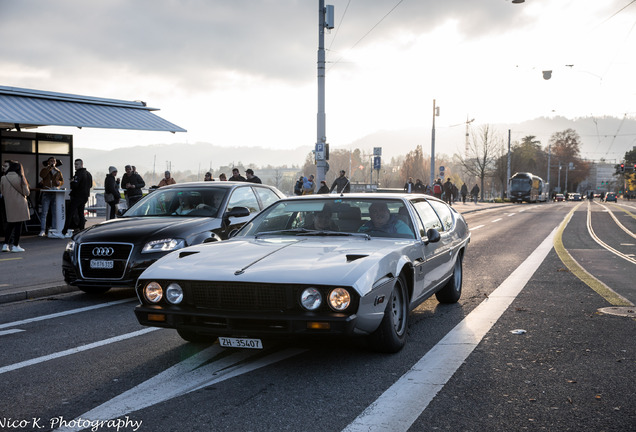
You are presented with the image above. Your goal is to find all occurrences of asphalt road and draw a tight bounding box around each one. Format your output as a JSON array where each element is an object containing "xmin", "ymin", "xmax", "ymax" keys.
[{"xmin": 0, "ymin": 200, "xmax": 634, "ymax": 432}]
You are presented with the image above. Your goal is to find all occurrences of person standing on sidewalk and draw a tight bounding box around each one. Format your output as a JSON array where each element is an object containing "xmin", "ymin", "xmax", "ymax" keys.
[
  {"xmin": 62, "ymin": 159, "xmax": 92, "ymax": 237},
  {"xmin": 460, "ymin": 183, "xmax": 468, "ymax": 204},
  {"xmin": 157, "ymin": 170, "xmax": 176, "ymax": 188},
  {"xmin": 1, "ymin": 160, "xmax": 30, "ymax": 252},
  {"xmin": 122, "ymin": 164, "xmax": 145, "ymax": 207},
  {"xmin": 104, "ymin": 166, "xmax": 120, "ymax": 220},
  {"xmin": 38, "ymin": 156, "xmax": 64, "ymax": 236}
]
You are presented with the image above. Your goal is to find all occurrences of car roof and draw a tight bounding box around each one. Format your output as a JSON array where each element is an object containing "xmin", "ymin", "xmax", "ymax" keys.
[
  {"xmin": 155, "ymin": 181, "xmax": 279, "ymax": 190},
  {"xmin": 277, "ymin": 193, "xmax": 446, "ymax": 204}
]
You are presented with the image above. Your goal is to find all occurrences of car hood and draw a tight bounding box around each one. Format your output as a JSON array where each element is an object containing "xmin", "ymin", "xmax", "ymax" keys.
[
  {"xmin": 74, "ymin": 217, "xmax": 218, "ymax": 243},
  {"xmin": 140, "ymin": 236, "xmax": 412, "ymax": 293}
]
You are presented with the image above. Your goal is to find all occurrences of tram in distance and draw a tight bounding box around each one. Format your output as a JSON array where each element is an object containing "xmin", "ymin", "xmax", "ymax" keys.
[{"xmin": 509, "ymin": 172, "xmax": 548, "ymax": 203}]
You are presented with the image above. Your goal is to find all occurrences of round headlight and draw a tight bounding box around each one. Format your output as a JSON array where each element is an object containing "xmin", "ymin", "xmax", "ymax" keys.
[
  {"xmin": 165, "ymin": 283, "xmax": 184, "ymax": 304},
  {"xmin": 144, "ymin": 282, "xmax": 163, "ymax": 303},
  {"xmin": 329, "ymin": 288, "xmax": 351, "ymax": 311},
  {"xmin": 300, "ymin": 287, "xmax": 322, "ymax": 311}
]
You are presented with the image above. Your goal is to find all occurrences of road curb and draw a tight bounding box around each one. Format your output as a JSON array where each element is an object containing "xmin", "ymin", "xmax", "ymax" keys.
[{"xmin": 0, "ymin": 283, "xmax": 78, "ymax": 305}]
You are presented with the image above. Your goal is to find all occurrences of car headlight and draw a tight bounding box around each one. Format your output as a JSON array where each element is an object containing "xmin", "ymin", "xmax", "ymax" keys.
[
  {"xmin": 165, "ymin": 283, "xmax": 183, "ymax": 304},
  {"xmin": 144, "ymin": 282, "xmax": 163, "ymax": 303},
  {"xmin": 328, "ymin": 288, "xmax": 351, "ymax": 311},
  {"xmin": 65, "ymin": 240, "xmax": 76, "ymax": 253},
  {"xmin": 300, "ymin": 287, "xmax": 322, "ymax": 311},
  {"xmin": 142, "ymin": 238, "xmax": 185, "ymax": 253}
]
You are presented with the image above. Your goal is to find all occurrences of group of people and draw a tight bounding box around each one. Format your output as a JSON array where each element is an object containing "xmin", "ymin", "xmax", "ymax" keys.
[
  {"xmin": 403, "ymin": 177, "xmax": 480, "ymax": 204},
  {"xmin": 294, "ymin": 170, "xmax": 351, "ymax": 196},
  {"xmin": 1, "ymin": 158, "xmax": 93, "ymax": 252}
]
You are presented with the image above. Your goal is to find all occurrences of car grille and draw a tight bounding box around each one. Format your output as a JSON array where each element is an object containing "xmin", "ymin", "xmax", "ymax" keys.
[
  {"xmin": 187, "ymin": 282, "xmax": 294, "ymax": 312},
  {"xmin": 78, "ymin": 242, "xmax": 134, "ymax": 280}
]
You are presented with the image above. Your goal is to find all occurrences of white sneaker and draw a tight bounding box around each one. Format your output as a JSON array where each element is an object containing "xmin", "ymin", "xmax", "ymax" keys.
[
  {"xmin": 11, "ymin": 245, "xmax": 25, "ymax": 253},
  {"xmin": 64, "ymin": 231, "xmax": 74, "ymax": 238},
  {"xmin": 39, "ymin": 231, "xmax": 46, "ymax": 237},
  {"xmin": 1, "ymin": 244, "xmax": 9, "ymax": 252}
]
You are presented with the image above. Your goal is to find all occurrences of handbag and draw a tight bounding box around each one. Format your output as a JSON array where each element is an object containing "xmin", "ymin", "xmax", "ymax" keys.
[{"xmin": 104, "ymin": 193, "xmax": 115, "ymax": 203}]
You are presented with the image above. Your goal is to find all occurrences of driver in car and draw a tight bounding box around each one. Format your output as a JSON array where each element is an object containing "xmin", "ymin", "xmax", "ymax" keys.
[{"xmin": 358, "ymin": 202, "xmax": 412, "ymax": 236}]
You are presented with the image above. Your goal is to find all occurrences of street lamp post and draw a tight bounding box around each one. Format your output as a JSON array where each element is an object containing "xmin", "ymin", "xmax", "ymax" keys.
[
  {"xmin": 507, "ymin": 129, "xmax": 511, "ymax": 199},
  {"xmin": 430, "ymin": 100, "xmax": 439, "ymax": 186},
  {"xmin": 315, "ymin": 1, "xmax": 333, "ymax": 186}
]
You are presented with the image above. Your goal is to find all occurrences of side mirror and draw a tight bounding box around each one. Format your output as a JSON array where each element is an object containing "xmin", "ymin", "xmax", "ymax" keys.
[
  {"xmin": 222, "ymin": 206, "xmax": 250, "ymax": 229},
  {"xmin": 425, "ymin": 228, "xmax": 441, "ymax": 244}
]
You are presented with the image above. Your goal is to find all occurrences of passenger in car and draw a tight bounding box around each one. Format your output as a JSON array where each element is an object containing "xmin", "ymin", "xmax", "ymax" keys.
[
  {"xmin": 358, "ymin": 202, "xmax": 413, "ymax": 236},
  {"xmin": 307, "ymin": 208, "xmax": 339, "ymax": 231}
]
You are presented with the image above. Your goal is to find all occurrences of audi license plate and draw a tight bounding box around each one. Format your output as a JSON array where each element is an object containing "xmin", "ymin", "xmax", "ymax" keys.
[
  {"xmin": 219, "ymin": 337, "xmax": 263, "ymax": 349},
  {"xmin": 90, "ymin": 259, "xmax": 114, "ymax": 269}
]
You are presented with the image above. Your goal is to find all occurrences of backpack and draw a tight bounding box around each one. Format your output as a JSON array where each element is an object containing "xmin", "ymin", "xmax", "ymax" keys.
[{"xmin": 433, "ymin": 183, "xmax": 442, "ymax": 194}]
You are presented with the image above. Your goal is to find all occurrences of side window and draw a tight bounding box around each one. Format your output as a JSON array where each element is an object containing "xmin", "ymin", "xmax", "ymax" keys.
[
  {"xmin": 412, "ymin": 200, "xmax": 443, "ymax": 232},
  {"xmin": 254, "ymin": 187, "xmax": 280, "ymax": 210},
  {"xmin": 227, "ymin": 187, "xmax": 260, "ymax": 213},
  {"xmin": 428, "ymin": 200, "xmax": 453, "ymax": 231}
]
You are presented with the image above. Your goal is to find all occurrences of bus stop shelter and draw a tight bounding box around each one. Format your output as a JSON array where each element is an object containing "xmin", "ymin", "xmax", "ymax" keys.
[{"xmin": 0, "ymin": 85, "xmax": 186, "ymax": 234}]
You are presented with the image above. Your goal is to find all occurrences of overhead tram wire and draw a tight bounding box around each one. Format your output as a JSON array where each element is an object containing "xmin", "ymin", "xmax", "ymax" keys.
[
  {"xmin": 327, "ymin": 0, "xmax": 351, "ymax": 52},
  {"xmin": 327, "ymin": 0, "xmax": 405, "ymax": 72}
]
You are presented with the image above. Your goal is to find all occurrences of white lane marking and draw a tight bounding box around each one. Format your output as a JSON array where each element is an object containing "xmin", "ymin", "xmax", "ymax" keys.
[
  {"xmin": 508, "ymin": 213, "xmax": 515, "ymax": 217},
  {"xmin": 470, "ymin": 225, "xmax": 485, "ymax": 231},
  {"xmin": 0, "ymin": 328, "xmax": 158, "ymax": 375},
  {"xmin": 0, "ymin": 299, "xmax": 134, "ymax": 330},
  {"xmin": 491, "ymin": 218, "xmax": 502, "ymax": 223},
  {"xmin": 343, "ymin": 224, "xmax": 558, "ymax": 432},
  {"xmin": 54, "ymin": 345, "xmax": 307, "ymax": 431},
  {"xmin": 0, "ymin": 329, "xmax": 24, "ymax": 336}
]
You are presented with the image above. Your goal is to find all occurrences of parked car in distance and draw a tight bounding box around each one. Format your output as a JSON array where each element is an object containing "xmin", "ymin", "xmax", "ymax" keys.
[
  {"xmin": 134, "ymin": 194, "xmax": 471, "ymax": 353},
  {"xmin": 63, "ymin": 182, "xmax": 285, "ymax": 294},
  {"xmin": 605, "ymin": 192, "xmax": 617, "ymax": 202},
  {"xmin": 568, "ymin": 193, "xmax": 581, "ymax": 201},
  {"xmin": 555, "ymin": 193, "xmax": 565, "ymax": 202}
]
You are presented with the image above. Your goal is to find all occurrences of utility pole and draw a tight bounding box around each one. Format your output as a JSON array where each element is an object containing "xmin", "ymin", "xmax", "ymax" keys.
[
  {"xmin": 430, "ymin": 99, "xmax": 439, "ymax": 186},
  {"xmin": 315, "ymin": 1, "xmax": 333, "ymax": 186},
  {"xmin": 507, "ymin": 129, "xmax": 511, "ymax": 199}
]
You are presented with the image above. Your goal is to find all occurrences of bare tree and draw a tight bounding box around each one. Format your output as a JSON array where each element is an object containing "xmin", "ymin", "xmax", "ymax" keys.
[{"xmin": 457, "ymin": 125, "xmax": 503, "ymax": 201}]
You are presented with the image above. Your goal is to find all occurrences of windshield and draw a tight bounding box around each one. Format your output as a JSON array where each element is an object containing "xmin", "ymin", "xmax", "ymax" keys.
[
  {"xmin": 510, "ymin": 178, "xmax": 531, "ymax": 192},
  {"xmin": 124, "ymin": 188, "xmax": 228, "ymax": 218},
  {"xmin": 237, "ymin": 198, "xmax": 416, "ymax": 239}
]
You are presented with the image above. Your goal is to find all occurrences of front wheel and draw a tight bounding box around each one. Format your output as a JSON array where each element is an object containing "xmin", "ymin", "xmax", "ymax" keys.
[
  {"xmin": 77, "ymin": 285, "xmax": 111, "ymax": 295},
  {"xmin": 435, "ymin": 251, "xmax": 463, "ymax": 303},
  {"xmin": 369, "ymin": 274, "xmax": 409, "ymax": 353}
]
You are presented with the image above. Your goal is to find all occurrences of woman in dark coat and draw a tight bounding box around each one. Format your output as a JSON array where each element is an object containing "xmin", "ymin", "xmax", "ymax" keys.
[{"xmin": 104, "ymin": 166, "xmax": 121, "ymax": 220}]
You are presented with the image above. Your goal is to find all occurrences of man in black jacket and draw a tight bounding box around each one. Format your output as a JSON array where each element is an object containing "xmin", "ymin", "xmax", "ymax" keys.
[
  {"xmin": 122, "ymin": 165, "xmax": 145, "ymax": 207},
  {"xmin": 62, "ymin": 159, "xmax": 92, "ymax": 237}
]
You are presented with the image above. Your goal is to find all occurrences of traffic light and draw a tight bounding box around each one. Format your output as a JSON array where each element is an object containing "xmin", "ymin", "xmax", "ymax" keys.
[{"xmin": 620, "ymin": 163, "xmax": 625, "ymax": 173}]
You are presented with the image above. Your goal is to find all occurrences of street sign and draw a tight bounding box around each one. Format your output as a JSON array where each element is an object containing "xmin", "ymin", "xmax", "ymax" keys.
[
  {"xmin": 373, "ymin": 156, "xmax": 381, "ymax": 170},
  {"xmin": 373, "ymin": 147, "xmax": 382, "ymax": 156},
  {"xmin": 439, "ymin": 165, "xmax": 445, "ymax": 172}
]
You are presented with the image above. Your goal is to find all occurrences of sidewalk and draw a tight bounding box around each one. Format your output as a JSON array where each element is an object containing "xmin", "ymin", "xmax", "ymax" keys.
[{"xmin": 0, "ymin": 201, "xmax": 512, "ymax": 305}]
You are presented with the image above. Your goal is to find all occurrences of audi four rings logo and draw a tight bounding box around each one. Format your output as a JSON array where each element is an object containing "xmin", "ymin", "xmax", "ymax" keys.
[{"xmin": 92, "ymin": 247, "xmax": 115, "ymax": 257}]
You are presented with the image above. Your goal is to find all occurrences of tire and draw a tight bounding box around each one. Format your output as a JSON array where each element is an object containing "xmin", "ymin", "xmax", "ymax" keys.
[
  {"xmin": 369, "ymin": 273, "xmax": 409, "ymax": 353},
  {"xmin": 77, "ymin": 285, "xmax": 111, "ymax": 295},
  {"xmin": 176, "ymin": 328, "xmax": 216, "ymax": 344},
  {"xmin": 435, "ymin": 251, "xmax": 463, "ymax": 304}
]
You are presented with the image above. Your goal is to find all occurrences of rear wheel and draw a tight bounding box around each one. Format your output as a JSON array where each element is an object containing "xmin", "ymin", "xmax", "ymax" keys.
[
  {"xmin": 369, "ymin": 274, "xmax": 409, "ymax": 353},
  {"xmin": 77, "ymin": 285, "xmax": 111, "ymax": 295},
  {"xmin": 177, "ymin": 328, "xmax": 217, "ymax": 344},
  {"xmin": 435, "ymin": 251, "xmax": 463, "ymax": 303}
]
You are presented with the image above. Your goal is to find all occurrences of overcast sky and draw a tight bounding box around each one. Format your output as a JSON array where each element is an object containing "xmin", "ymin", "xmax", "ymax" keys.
[{"xmin": 1, "ymin": 0, "xmax": 635, "ymax": 157}]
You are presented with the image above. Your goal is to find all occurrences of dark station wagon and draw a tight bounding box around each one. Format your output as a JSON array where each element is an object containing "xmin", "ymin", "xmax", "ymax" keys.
[{"xmin": 62, "ymin": 182, "xmax": 285, "ymax": 294}]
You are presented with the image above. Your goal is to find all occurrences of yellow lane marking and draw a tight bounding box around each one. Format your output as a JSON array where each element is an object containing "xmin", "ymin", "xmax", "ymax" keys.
[
  {"xmin": 0, "ymin": 257, "xmax": 22, "ymax": 262},
  {"xmin": 554, "ymin": 203, "xmax": 634, "ymax": 307}
]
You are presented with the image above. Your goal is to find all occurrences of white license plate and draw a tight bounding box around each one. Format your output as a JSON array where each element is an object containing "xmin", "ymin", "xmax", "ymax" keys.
[
  {"xmin": 90, "ymin": 259, "xmax": 114, "ymax": 269},
  {"xmin": 218, "ymin": 337, "xmax": 263, "ymax": 349}
]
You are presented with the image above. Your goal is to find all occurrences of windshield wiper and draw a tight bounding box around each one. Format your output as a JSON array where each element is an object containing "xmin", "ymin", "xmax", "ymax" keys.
[
  {"xmin": 255, "ymin": 228, "xmax": 313, "ymax": 238},
  {"xmin": 300, "ymin": 230, "xmax": 370, "ymax": 239}
]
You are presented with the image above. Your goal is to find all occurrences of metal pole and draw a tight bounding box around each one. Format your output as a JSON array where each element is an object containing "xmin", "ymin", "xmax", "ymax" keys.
[
  {"xmin": 506, "ymin": 129, "xmax": 511, "ymax": 199},
  {"xmin": 546, "ymin": 144, "xmax": 551, "ymax": 196},
  {"xmin": 430, "ymin": 99, "xmax": 436, "ymax": 186},
  {"xmin": 315, "ymin": 0, "xmax": 328, "ymax": 186}
]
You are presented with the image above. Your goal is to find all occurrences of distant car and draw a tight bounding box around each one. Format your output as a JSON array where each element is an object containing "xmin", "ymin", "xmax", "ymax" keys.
[
  {"xmin": 605, "ymin": 192, "xmax": 617, "ymax": 202},
  {"xmin": 134, "ymin": 194, "xmax": 471, "ymax": 353},
  {"xmin": 62, "ymin": 182, "xmax": 285, "ymax": 294},
  {"xmin": 555, "ymin": 193, "xmax": 565, "ymax": 202},
  {"xmin": 568, "ymin": 193, "xmax": 581, "ymax": 201}
]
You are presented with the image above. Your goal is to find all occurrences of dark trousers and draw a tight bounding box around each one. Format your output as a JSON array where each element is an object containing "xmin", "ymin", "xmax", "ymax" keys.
[
  {"xmin": 63, "ymin": 198, "xmax": 86, "ymax": 234},
  {"xmin": 4, "ymin": 222, "xmax": 22, "ymax": 246}
]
